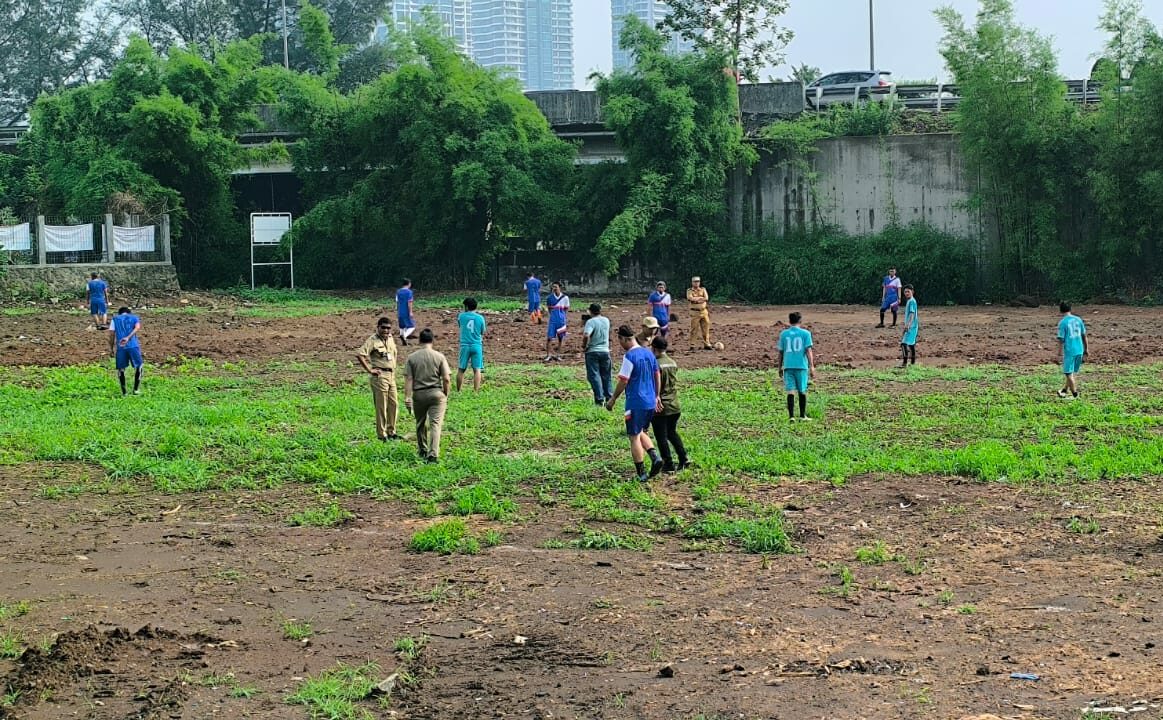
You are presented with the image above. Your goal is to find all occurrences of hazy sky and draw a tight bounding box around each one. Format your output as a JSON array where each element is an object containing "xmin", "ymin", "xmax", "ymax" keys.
[{"xmin": 573, "ymin": 0, "xmax": 1163, "ymax": 88}]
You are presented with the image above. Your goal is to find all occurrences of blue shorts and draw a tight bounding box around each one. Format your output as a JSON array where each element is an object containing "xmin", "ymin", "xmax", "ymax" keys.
[
  {"xmin": 528, "ymin": 299, "xmax": 540, "ymax": 313},
  {"xmin": 90, "ymin": 301, "xmax": 107, "ymax": 316},
  {"xmin": 783, "ymin": 368, "xmax": 809, "ymax": 394},
  {"xmin": 459, "ymin": 344, "xmax": 484, "ymax": 371},
  {"xmin": 116, "ymin": 347, "xmax": 143, "ymax": 370},
  {"xmin": 1062, "ymin": 354, "xmax": 1083, "ymax": 375},
  {"xmin": 881, "ymin": 298, "xmax": 900, "ymax": 311},
  {"xmin": 624, "ymin": 409, "xmax": 655, "ymax": 436},
  {"xmin": 398, "ymin": 314, "xmax": 414, "ymax": 330},
  {"xmin": 548, "ymin": 319, "xmax": 567, "ymax": 340}
]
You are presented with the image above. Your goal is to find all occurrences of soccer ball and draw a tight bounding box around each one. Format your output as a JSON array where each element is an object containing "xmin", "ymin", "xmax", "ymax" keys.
[{"xmin": 714, "ymin": 341, "xmax": 724, "ymax": 351}]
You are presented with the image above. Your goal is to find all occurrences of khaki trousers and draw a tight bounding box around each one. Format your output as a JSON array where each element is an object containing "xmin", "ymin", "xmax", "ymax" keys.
[
  {"xmin": 691, "ymin": 309, "xmax": 711, "ymax": 346},
  {"xmin": 370, "ymin": 372, "xmax": 398, "ymax": 438},
  {"xmin": 413, "ymin": 389, "xmax": 448, "ymax": 459}
]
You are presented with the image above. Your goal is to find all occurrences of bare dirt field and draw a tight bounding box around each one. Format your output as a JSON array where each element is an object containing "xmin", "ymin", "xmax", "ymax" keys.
[{"xmin": 2, "ymin": 293, "xmax": 1162, "ymax": 720}]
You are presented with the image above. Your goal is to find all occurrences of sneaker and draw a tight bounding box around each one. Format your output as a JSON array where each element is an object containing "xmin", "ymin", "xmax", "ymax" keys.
[
  {"xmin": 676, "ymin": 460, "xmax": 691, "ymax": 471},
  {"xmin": 799, "ymin": 416, "xmax": 814, "ymax": 422},
  {"xmin": 788, "ymin": 416, "xmax": 798, "ymax": 422},
  {"xmin": 132, "ymin": 390, "xmax": 141, "ymax": 396},
  {"xmin": 1072, "ymin": 391, "xmax": 1080, "ymax": 398},
  {"xmin": 544, "ymin": 355, "xmax": 554, "ymax": 362},
  {"xmin": 635, "ymin": 473, "xmax": 650, "ymax": 483},
  {"xmin": 662, "ymin": 463, "xmax": 677, "ymax": 473},
  {"xmin": 649, "ymin": 459, "xmax": 665, "ymax": 478},
  {"xmin": 875, "ymin": 323, "xmax": 885, "ymax": 328},
  {"xmin": 425, "ymin": 455, "xmax": 439, "ymax": 464},
  {"xmin": 386, "ymin": 434, "xmax": 401, "ymax": 440},
  {"xmin": 1056, "ymin": 388, "xmax": 1069, "ymax": 398}
]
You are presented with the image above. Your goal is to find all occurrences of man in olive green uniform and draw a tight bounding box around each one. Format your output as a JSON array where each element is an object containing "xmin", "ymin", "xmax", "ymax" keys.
[
  {"xmin": 686, "ymin": 276, "xmax": 712, "ymax": 350},
  {"xmin": 636, "ymin": 316, "xmax": 660, "ymax": 348},
  {"xmin": 649, "ymin": 336, "xmax": 689, "ymax": 471},
  {"xmin": 356, "ymin": 317, "xmax": 400, "ymax": 441},
  {"xmin": 404, "ymin": 328, "xmax": 452, "ymax": 463}
]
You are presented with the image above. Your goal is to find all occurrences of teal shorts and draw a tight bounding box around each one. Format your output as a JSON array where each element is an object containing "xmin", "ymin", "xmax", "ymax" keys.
[
  {"xmin": 1062, "ymin": 354, "xmax": 1083, "ymax": 375},
  {"xmin": 783, "ymin": 368, "xmax": 809, "ymax": 394},
  {"xmin": 459, "ymin": 344, "xmax": 484, "ymax": 371}
]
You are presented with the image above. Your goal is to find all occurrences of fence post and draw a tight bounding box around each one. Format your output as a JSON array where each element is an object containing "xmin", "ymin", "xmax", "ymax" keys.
[
  {"xmin": 161, "ymin": 214, "xmax": 172, "ymax": 264},
  {"xmin": 36, "ymin": 216, "xmax": 46, "ymax": 266},
  {"xmin": 937, "ymin": 84, "xmax": 943, "ymax": 112},
  {"xmin": 104, "ymin": 214, "xmax": 115, "ymax": 263}
]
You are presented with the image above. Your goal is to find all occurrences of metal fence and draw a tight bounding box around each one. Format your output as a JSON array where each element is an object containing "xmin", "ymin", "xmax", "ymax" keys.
[
  {"xmin": 1, "ymin": 214, "xmax": 171, "ymax": 266},
  {"xmin": 806, "ymin": 79, "xmax": 1105, "ymax": 112}
]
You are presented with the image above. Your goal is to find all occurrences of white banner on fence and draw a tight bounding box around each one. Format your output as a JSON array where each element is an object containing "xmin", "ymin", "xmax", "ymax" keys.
[
  {"xmin": 0, "ymin": 223, "xmax": 31, "ymax": 251},
  {"xmin": 112, "ymin": 225, "xmax": 155, "ymax": 252},
  {"xmin": 44, "ymin": 224, "xmax": 94, "ymax": 252}
]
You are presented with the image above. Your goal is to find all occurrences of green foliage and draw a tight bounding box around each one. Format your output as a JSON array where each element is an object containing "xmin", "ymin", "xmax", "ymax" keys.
[
  {"xmin": 787, "ymin": 63, "xmax": 821, "ymax": 85},
  {"xmin": 287, "ymin": 501, "xmax": 353, "ymax": 527},
  {"xmin": 683, "ymin": 513, "xmax": 794, "ymax": 554},
  {"xmin": 281, "ymin": 619, "xmax": 313, "ymax": 640},
  {"xmin": 298, "ymin": 0, "xmax": 342, "ymax": 80},
  {"xmin": 593, "ymin": 16, "xmax": 754, "ymax": 275},
  {"xmin": 409, "ymin": 519, "xmax": 481, "ymax": 555},
  {"xmin": 855, "ymin": 541, "xmax": 894, "ymax": 565},
  {"xmin": 704, "ymin": 222, "xmax": 975, "ymax": 305},
  {"xmin": 660, "ymin": 0, "xmax": 794, "ymax": 83},
  {"xmin": 286, "ymin": 662, "xmax": 379, "ymax": 720}
]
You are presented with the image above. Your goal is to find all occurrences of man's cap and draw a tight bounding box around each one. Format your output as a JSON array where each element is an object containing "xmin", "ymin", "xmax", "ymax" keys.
[
  {"xmin": 641, "ymin": 316, "xmax": 660, "ymax": 329},
  {"xmin": 691, "ymin": 276, "xmax": 700, "ymax": 282},
  {"xmin": 656, "ymin": 281, "xmax": 666, "ymax": 287}
]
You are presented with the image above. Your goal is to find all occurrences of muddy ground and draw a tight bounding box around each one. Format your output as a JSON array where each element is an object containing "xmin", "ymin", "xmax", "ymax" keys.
[{"xmin": 2, "ymin": 294, "xmax": 1163, "ymax": 719}]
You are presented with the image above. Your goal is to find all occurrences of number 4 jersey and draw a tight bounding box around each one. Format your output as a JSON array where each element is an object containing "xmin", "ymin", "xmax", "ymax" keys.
[{"xmin": 778, "ymin": 326, "xmax": 813, "ymax": 370}]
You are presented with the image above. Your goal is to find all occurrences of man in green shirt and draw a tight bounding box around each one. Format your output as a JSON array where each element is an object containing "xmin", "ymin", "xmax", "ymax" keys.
[{"xmin": 649, "ymin": 336, "xmax": 689, "ymax": 472}]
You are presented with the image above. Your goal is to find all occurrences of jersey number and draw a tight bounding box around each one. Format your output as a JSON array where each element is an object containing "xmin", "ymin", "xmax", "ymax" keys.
[{"xmin": 785, "ymin": 337, "xmax": 804, "ymax": 352}]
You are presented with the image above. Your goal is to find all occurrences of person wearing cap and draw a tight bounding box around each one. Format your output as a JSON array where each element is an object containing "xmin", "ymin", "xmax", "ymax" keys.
[
  {"xmin": 647, "ymin": 281, "xmax": 672, "ymax": 337},
  {"xmin": 686, "ymin": 276, "xmax": 712, "ymax": 350},
  {"xmin": 356, "ymin": 317, "xmax": 400, "ymax": 440},
  {"xmin": 636, "ymin": 315, "xmax": 660, "ymax": 348}
]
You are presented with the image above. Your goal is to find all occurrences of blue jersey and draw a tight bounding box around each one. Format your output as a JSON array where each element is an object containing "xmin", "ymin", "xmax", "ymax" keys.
[
  {"xmin": 458, "ymin": 311, "xmax": 486, "ymax": 346},
  {"xmin": 396, "ymin": 287, "xmax": 413, "ymax": 319},
  {"xmin": 111, "ymin": 313, "xmax": 141, "ymax": 350},
  {"xmin": 87, "ymin": 279, "xmax": 107, "ymax": 299},
  {"xmin": 524, "ymin": 277, "xmax": 542, "ymax": 305},
  {"xmin": 618, "ymin": 346, "xmax": 659, "ymax": 411},
  {"xmin": 1057, "ymin": 314, "xmax": 1086, "ymax": 357},
  {"xmin": 548, "ymin": 293, "xmax": 569, "ymax": 326},
  {"xmin": 648, "ymin": 291, "xmax": 671, "ymax": 327},
  {"xmin": 883, "ymin": 276, "xmax": 901, "ymax": 303},
  {"xmin": 778, "ymin": 326, "xmax": 813, "ymax": 370}
]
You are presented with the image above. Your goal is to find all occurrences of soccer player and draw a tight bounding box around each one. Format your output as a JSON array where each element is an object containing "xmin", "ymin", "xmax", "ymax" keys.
[
  {"xmin": 777, "ymin": 311, "xmax": 816, "ymax": 421},
  {"xmin": 524, "ymin": 272, "xmax": 543, "ymax": 324},
  {"xmin": 87, "ymin": 272, "xmax": 109, "ymax": 329},
  {"xmin": 686, "ymin": 276, "xmax": 712, "ymax": 350},
  {"xmin": 899, "ymin": 285, "xmax": 919, "ymax": 368},
  {"xmin": 396, "ymin": 279, "xmax": 415, "ymax": 345},
  {"xmin": 108, "ymin": 307, "xmax": 143, "ymax": 396},
  {"xmin": 403, "ymin": 328, "xmax": 452, "ymax": 463},
  {"xmin": 355, "ymin": 317, "xmax": 400, "ymax": 441},
  {"xmin": 650, "ymin": 336, "xmax": 689, "ymax": 472},
  {"xmin": 583, "ymin": 302, "xmax": 612, "ymax": 405},
  {"xmin": 544, "ymin": 282, "xmax": 570, "ymax": 362},
  {"xmin": 456, "ymin": 297, "xmax": 487, "ymax": 392},
  {"xmin": 647, "ymin": 281, "xmax": 672, "ymax": 337},
  {"xmin": 877, "ymin": 268, "xmax": 902, "ymax": 328},
  {"xmin": 606, "ymin": 325, "xmax": 665, "ymax": 481},
  {"xmin": 1056, "ymin": 302, "xmax": 1088, "ymax": 398}
]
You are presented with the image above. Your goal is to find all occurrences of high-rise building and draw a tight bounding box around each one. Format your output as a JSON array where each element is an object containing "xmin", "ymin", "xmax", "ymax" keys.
[
  {"xmin": 374, "ymin": 1, "xmax": 471, "ymax": 52},
  {"xmin": 611, "ymin": 0, "xmax": 694, "ymax": 70},
  {"xmin": 470, "ymin": 0, "xmax": 573, "ymax": 90}
]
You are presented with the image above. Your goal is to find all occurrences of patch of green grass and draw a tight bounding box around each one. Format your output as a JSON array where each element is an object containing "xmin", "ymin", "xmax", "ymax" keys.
[
  {"xmin": 281, "ymin": 620, "xmax": 313, "ymax": 641},
  {"xmin": 447, "ymin": 483, "xmax": 516, "ymax": 520},
  {"xmin": 287, "ymin": 502, "xmax": 354, "ymax": 528},
  {"xmin": 822, "ymin": 564, "xmax": 856, "ymax": 598},
  {"xmin": 683, "ymin": 513, "xmax": 794, "ymax": 554},
  {"xmin": 563, "ymin": 527, "xmax": 653, "ymax": 552},
  {"xmin": 230, "ymin": 685, "xmax": 260, "ymax": 698},
  {"xmin": 1066, "ymin": 516, "xmax": 1101, "ymax": 534},
  {"xmin": 0, "ymin": 631, "xmax": 24, "ymax": 659},
  {"xmin": 1, "ymin": 690, "xmax": 19, "ymax": 708},
  {"xmin": 286, "ymin": 662, "xmax": 380, "ymax": 720},
  {"xmin": 855, "ymin": 540, "xmax": 893, "ymax": 565},
  {"xmin": 200, "ymin": 672, "xmax": 236, "ymax": 688},
  {"xmin": 393, "ymin": 635, "xmax": 427, "ymax": 662},
  {"xmin": 957, "ymin": 604, "xmax": 978, "ymax": 615},
  {"xmin": 409, "ymin": 519, "xmax": 480, "ymax": 555},
  {"xmin": 0, "ymin": 600, "xmax": 31, "ymax": 620},
  {"xmin": 936, "ymin": 590, "xmax": 955, "ymax": 605},
  {"xmin": 898, "ymin": 556, "xmax": 927, "ymax": 576}
]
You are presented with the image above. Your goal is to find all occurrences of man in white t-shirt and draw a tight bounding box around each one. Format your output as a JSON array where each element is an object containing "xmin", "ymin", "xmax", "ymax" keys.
[{"xmin": 582, "ymin": 303, "xmax": 612, "ymax": 405}]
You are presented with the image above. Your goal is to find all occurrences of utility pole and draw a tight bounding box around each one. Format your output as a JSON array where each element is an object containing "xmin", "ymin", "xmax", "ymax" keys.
[
  {"xmin": 868, "ymin": 0, "xmax": 875, "ymax": 70},
  {"xmin": 282, "ymin": 0, "xmax": 290, "ymax": 69}
]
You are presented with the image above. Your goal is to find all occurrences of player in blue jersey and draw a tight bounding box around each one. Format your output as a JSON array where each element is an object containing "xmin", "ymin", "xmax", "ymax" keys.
[
  {"xmin": 606, "ymin": 325, "xmax": 665, "ymax": 481},
  {"xmin": 877, "ymin": 268, "xmax": 902, "ymax": 328},
  {"xmin": 396, "ymin": 279, "xmax": 415, "ymax": 345},
  {"xmin": 544, "ymin": 283, "xmax": 569, "ymax": 362},
  {"xmin": 1056, "ymin": 302, "xmax": 1088, "ymax": 398},
  {"xmin": 456, "ymin": 297, "xmax": 487, "ymax": 392},
  {"xmin": 899, "ymin": 285, "xmax": 919, "ymax": 368},
  {"xmin": 86, "ymin": 272, "xmax": 109, "ymax": 329},
  {"xmin": 647, "ymin": 281, "xmax": 672, "ymax": 337},
  {"xmin": 778, "ymin": 312, "xmax": 817, "ymax": 421},
  {"xmin": 524, "ymin": 272, "xmax": 542, "ymax": 324},
  {"xmin": 108, "ymin": 307, "xmax": 143, "ymax": 396}
]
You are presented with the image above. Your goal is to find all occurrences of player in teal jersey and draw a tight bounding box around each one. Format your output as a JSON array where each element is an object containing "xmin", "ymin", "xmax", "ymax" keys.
[
  {"xmin": 777, "ymin": 312, "xmax": 817, "ymax": 421},
  {"xmin": 1055, "ymin": 302, "xmax": 1088, "ymax": 398},
  {"xmin": 456, "ymin": 297, "xmax": 487, "ymax": 392},
  {"xmin": 899, "ymin": 285, "xmax": 919, "ymax": 368}
]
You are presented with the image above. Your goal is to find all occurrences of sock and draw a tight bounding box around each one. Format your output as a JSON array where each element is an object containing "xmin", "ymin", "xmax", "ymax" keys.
[
  {"xmin": 647, "ymin": 448, "xmax": 661, "ymax": 464},
  {"xmin": 892, "ymin": 310, "xmax": 898, "ymax": 324},
  {"xmin": 798, "ymin": 393, "xmax": 807, "ymax": 418},
  {"xmin": 786, "ymin": 394, "xmax": 795, "ymax": 418},
  {"xmin": 900, "ymin": 344, "xmax": 907, "ymax": 363},
  {"xmin": 634, "ymin": 461, "xmax": 645, "ymax": 476},
  {"xmin": 118, "ymin": 372, "xmax": 126, "ymax": 395},
  {"xmin": 879, "ymin": 310, "xmax": 885, "ymax": 324},
  {"xmin": 133, "ymin": 368, "xmax": 142, "ymax": 392},
  {"xmin": 910, "ymin": 346, "xmax": 916, "ymax": 364}
]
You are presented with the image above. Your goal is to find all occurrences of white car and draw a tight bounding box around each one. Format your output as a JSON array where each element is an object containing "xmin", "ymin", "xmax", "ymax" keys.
[{"xmin": 805, "ymin": 71, "xmax": 895, "ymax": 108}]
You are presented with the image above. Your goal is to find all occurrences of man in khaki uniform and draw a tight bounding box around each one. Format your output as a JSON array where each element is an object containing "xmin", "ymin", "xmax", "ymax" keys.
[
  {"xmin": 686, "ymin": 276, "xmax": 712, "ymax": 350},
  {"xmin": 636, "ymin": 316, "xmax": 660, "ymax": 348},
  {"xmin": 356, "ymin": 317, "xmax": 400, "ymax": 441},
  {"xmin": 404, "ymin": 328, "xmax": 452, "ymax": 463}
]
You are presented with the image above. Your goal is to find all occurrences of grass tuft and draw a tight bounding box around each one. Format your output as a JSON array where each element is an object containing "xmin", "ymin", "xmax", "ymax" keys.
[
  {"xmin": 288, "ymin": 502, "xmax": 354, "ymax": 528},
  {"xmin": 286, "ymin": 662, "xmax": 380, "ymax": 720}
]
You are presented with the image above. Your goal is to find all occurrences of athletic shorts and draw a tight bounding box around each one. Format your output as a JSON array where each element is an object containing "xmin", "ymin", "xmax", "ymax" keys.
[
  {"xmin": 902, "ymin": 328, "xmax": 919, "ymax": 346},
  {"xmin": 459, "ymin": 344, "xmax": 484, "ymax": 371},
  {"xmin": 90, "ymin": 301, "xmax": 107, "ymax": 316},
  {"xmin": 1062, "ymin": 354, "xmax": 1083, "ymax": 375},
  {"xmin": 116, "ymin": 347, "xmax": 143, "ymax": 370},
  {"xmin": 624, "ymin": 409, "xmax": 655, "ymax": 436},
  {"xmin": 398, "ymin": 314, "xmax": 414, "ymax": 330},
  {"xmin": 881, "ymin": 298, "xmax": 900, "ymax": 311},
  {"xmin": 528, "ymin": 299, "xmax": 540, "ymax": 313},
  {"xmin": 548, "ymin": 319, "xmax": 567, "ymax": 340},
  {"xmin": 783, "ymin": 368, "xmax": 809, "ymax": 394}
]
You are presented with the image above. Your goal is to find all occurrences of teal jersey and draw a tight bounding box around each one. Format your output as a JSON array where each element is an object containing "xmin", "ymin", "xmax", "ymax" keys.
[
  {"xmin": 778, "ymin": 326, "xmax": 813, "ymax": 370},
  {"xmin": 458, "ymin": 311, "xmax": 486, "ymax": 346},
  {"xmin": 1057, "ymin": 314, "xmax": 1086, "ymax": 357}
]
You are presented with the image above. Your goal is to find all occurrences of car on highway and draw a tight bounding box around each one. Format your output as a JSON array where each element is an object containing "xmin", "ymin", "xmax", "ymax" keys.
[{"xmin": 804, "ymin": 70, "xmax": 895, "ymax": 108}]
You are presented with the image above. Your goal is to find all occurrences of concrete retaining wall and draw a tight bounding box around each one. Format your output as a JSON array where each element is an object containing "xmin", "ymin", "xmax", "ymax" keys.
[{"xmin": 0, "ymin": 264, "xmax": 180, "ymax": 298}]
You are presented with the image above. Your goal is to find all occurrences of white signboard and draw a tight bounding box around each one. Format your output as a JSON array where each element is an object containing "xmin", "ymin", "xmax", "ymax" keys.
[
  {"xmin": 112, "ymin": 225, "xmax": 155, "ymax": 252},
  {"xmin": 252, "ymin": 213, "xmax": 292, "ymax": 245},
  {"xmin": 0, "ymin": 223, "xmax": 31, "ymax": 251}
]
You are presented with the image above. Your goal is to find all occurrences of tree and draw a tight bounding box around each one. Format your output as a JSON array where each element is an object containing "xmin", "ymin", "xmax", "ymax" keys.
[
  {"xmin": 659, "ymin": 0, "xmax": 793, "ymax": 83},
  {"xmin": 0, "ymin": 0, "xmax": 119, "ymax": 125},
  {"xmin": 787, "ymin": 63, "xmax": 821, "ymax": 85},
  {"xmin": 592, "ymin": 16, "xmax": 755, "ymax": 275}
]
